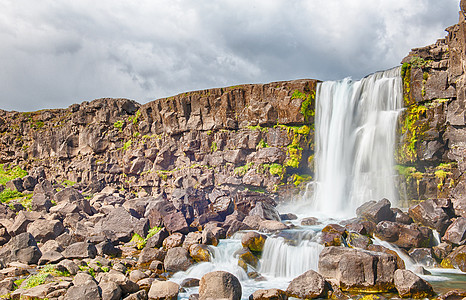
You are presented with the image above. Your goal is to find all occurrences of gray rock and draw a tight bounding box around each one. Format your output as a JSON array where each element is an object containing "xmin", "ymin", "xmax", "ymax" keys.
[
  {"xmin": 99, "ymin": 281, "xmax": 122, "ymax": 300},
  {"xmin": 30, "ymin": 193, "xmax": 52, "ymax": 212},
  {"xmin": 356, "ymin": 198, "xmax": 395, "ymax": 224},
  {"xmin": 408, "ymin": 199, "xmax": 451, "ymax": 235},
  {"xmin": 318, "ymin": 246, "xmax": 397, "ymax": 292},
  {"xmin": 163, "ymin": 211, "xmax": 189, "ymax": 234},
  {"xmin": 96, "ymin": 240, "xmax": 122, "ymax": 257},
  {"xmin": 8, "ymin": 210, "xmax": 41, "ymax": 237},
  {"xmin": 145, "ymin": 227, "xmax": 169, "ymax": 248},
  {"xmin": 99, "ymin": 269, "xmax": 139, "ymax": 294},
  {"xmin": 94, "ymin": 207, "xmax": 149, "ymax": 243},
  {"xmin": 148, "ymin": 280, "xmax": 179, "ymax": 300},
  {"xmin": 123, "ymin": 290, "xmax": 148, "ymax": 300},
  {"xmin": 442, "ymin": 217, "xmax": 466, "ymax": 245},
  {"xmin": 249, "ymin": 202, "xmax": 280, "ymax": 221},
  {"xmin": 38, "ymin": 250, "xmax": 64, "ymax": 265},
  {"xmin": 249, "ymin": 288, "xmax": 288, "ymax": 300},
  {"xmin": 27, "ymin": 219, "xmax": 64, "ymax": 243},
  {"xmin": 164, "ymin": 247, "xmax": 193, "ymax": 273},
  {"xmin": 199, "ymin": 271, "xmax": 241, "ymax": 300},
  {"xmin": 394, "ymin": 269, "xmax": 435, "ymax": 298},
  {"xmin": 57, "ymin": 259, "xmax": 80, "ymax": 275},
  {"xmin": 0, "ymin": 232, "xmax": 41, "ymax": 265},
  {"xmin": 62, "ymin": 242, "xmax": 97, "ymax": 259},
  {"xmin": 138, "ymin": 247, "xmax": 166, "ymax": 267},
  {"xmin": 64, "ymin": 280, "xmax": 102, "ymax": 300},
  {"xmin": 6, "ymin": 177, "xmax": 24, "ymax": 193},
  {"xmin": 286, "ymin": 270, "xmax": 328, "ymax": 299}
]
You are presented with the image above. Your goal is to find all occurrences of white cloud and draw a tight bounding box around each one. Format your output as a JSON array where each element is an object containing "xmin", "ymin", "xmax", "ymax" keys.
[{"xmin": 0, "ymin": 0, "xmax": 459, "ymax": 111}]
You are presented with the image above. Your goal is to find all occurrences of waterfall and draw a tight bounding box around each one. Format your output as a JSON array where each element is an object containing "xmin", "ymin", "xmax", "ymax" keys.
[{"xmin": 311, "ymin": 67, "xmax": 403, "ymax": 216}]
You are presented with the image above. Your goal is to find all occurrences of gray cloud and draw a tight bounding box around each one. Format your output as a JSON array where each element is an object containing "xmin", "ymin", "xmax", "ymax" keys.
[{"xmin": 0, "ymin": 0, "xmax": 460, "ymax": 111}]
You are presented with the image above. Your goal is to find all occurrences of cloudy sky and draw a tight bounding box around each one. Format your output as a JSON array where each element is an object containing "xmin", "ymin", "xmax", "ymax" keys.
[{"xmin": 0, "ymin": 0, "xmax": 460, "ymax": 111}]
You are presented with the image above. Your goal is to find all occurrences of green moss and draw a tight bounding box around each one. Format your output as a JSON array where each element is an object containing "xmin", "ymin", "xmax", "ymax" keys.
[
  {"xmin": 128, "ymin": 110, "xmax": 142, "ymax": 125},
  {"xmin": 23, "ymin": 273, "xmax": 49, "ymax": 289},
  {"xmin": 292, "ymin": 174, "xmax": 312, "ymax": 187},
  {"xmin": 78, "ymin": 264, "xmax": 96, "ymax": 277},
  {"xmin": 146, "ymin": 226, "xmax": 162, "ymax": 239},
  {"xmin": 0, "ymin": 188, "xmax": 24, "ymax": 203},
  {"xmin": 62, "ymin": 180, "xmax": 77, "ymax": 187},
  {"xmin": 234, "ymin": 162, "xmax": 254, "ymax": 176},
  {"xmin": 114, "ymin": 120, "xmax": 124, "ymax": 132},
  {"xmin": 0, "ymin": 164, "xmax": 28, "ymax": 185},
  {"xmin": 211, "ymin": 141, "xmax": 218, "ymax": 152},
  {"xmin": 247, "ymin": 125, "xmax": 268, "ymax": 132},
  {"xmin": 121, "ymin": 139, "xmax": 132, "ymax": 151},
  {"xmin": 291, "ymin": 90, "xmax": 316, "ymax": 122},
  {"xmin": 397, "ymin": 104, "xmax": 428, "ymax": 163},
  {"xmin": 256, "ymin": 139, "xmax": 268, "ymax": 150},
  {"xmin": 269, "ymin": 163, "xmax": 284, "ymax": 177},
  {"xmin": 410, "ymin": 56, "xmax": 430, "ymax": 69},
  {"xmin": 130, "ymin": 233, "xmax": 146, "ymax": 250}
]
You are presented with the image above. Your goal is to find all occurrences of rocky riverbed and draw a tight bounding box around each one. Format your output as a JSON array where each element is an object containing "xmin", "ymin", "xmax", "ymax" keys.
[{"xmin": 0, "ymin": 169, "xmax": 464, "ymax": 299}]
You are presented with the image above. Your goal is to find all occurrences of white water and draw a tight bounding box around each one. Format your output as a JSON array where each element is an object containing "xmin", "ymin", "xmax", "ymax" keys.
[{"xmin": 311, "ymin": 67, "xmax": 403, "ymax": 217}]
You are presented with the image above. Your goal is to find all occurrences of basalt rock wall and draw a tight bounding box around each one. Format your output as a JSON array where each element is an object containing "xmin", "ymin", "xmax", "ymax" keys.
[
  {"xmin": 0, "ymin": 80, "xmax": 317, "ymax": 201},
  {"xmin": 396, "ymin": 11, "xmax": 466, "ymax": 217}
]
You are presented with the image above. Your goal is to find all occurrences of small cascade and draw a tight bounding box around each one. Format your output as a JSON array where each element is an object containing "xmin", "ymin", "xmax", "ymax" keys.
[
  {"xmin": 311, "ymin": 67, "xmax": 403, "ymax": 217},
  {"xmin": 259, "ymin": 230, "xmax": 323, "ymax": 279}
]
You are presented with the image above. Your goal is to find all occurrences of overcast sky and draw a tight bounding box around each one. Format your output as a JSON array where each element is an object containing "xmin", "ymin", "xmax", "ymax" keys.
[{"xmin": 0, "ymin": 0, "xmax": 460, "ymax": 112}]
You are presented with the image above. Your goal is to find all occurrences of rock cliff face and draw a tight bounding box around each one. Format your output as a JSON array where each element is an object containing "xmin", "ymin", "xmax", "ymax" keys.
[
  {"xmin": 0, "ymin": 80, "xmax": 317, "ymax": 201},
  {"xmin": 396, "ymin": 13, "xmax": 466, "ymax": 217}
]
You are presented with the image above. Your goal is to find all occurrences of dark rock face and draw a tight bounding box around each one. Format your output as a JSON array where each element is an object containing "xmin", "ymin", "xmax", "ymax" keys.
[
  {"xmin": 374, "ymin": 221, "xmax": 432, "ymax": 249},
  {"xmin": 318, "ymin": 246, "xmax": 397, "ymax": 293},
  {"xmin": 408, "ymin": 199, "xmax": 451, "ymax": 234},
  {"xmin": 442, "ymin": 217, "xmax": 466, "ymax": 245},
  {"xmin": 199, "ymin": 271, "xmax": 242, "ymax": 300}
]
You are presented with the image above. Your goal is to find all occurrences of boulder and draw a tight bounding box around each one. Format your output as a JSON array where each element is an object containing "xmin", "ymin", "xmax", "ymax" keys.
[
  {"xmin": 123, "ymin": 290, "xmax": 148, "ymax": 300},
  {"xmin": 408, "ymin": 248, "xmax": 438, "ymax": 268},
  {"xmin": 241, "ymin": 231, "xmax": 267, "ymax": 252},
  {"xmin": 286, "ymin": 270, "xmax": 328, "ymax": 299},
  {"xmin": 182, "ymin": 231, "xmax": 203, "ymax": 249},
  {"xmin": 356, "ymin": 198, "xmax": 395, "ymax": 224},
  {"xmin": 163, "ymin": 232, "xmax": 185, "ymax": 250},
  {"xmin": 26, "ymin": 219, "xmax": 64, "ymax": 243},
  {"xmin": 8, "ymin": 210, "xmax": 41, "ymax": 237},
  {"xmin": 148, "ymin": 280, "xmax": 179, "ymax": 300},
  {"xmin": 163, "ymin": 211, "xmax": 189, "ymax": 234},
  {"xmin": 442, "ymin": 217, "xmax": 466, "ymax": 245},
  {"xmin": 225, "ymin": 220, "xmax": 251, "ymax": 238},
  {"xmin": 21, "ymin": 175, "xmax": 37, "ymax": 191},
  {"xmin": 301, "ymin": 217, "xmax": 320, "ymax": 226},
  {"xmin": 189, "ymin": 244, "xmax": 211, "ymax": 262},
  {"xmin": 366, "ymin": 244, "xmax": 406, "ymax": 269},
  {"xmin": 394, "ymin": 269, "xmax": 435, "ymax": 298},
  {"xmin": 99, "ymin": 270, "xmax": 139, "ymax": 294},
  {"xmin": 375, "ymin": 221, "xmax": 432, "ymax": 249},
  {"xmin": 57, "ymin": 259, "xmax": 80, "ymax": 275},
  {"xmin": 96, "ymin": 240, "xmax": 122, "ymax": 257},
  {"xmin": 441, "ymin": 244, "xmax": 466, "ymax": 271},
  {"xmin": 199, "ymin": 271, "xmax": 242, "ymax": 300},
  {"xmin": 30, "ymin": 193, "xmax": 52, "ymax": 212},
  {"xmin": 249, "ymin": 202, "xmax": 280, "ymax": 221},
  {"xmin": 432, "ymin": 242, "xmax": 452, "ymax": 261},
  {"xmin": 145, "ymin": 227, "xmax": 169, "ymax": 248},
  {"xmin": 236, "ymin": 248, "xmax": 259, "ymax": 270},
  {"xmin": 318, "ymin": 246, "xmax": 397, "ymax": 292},
  {"xmin": 6, "ymin": 178, "xmax": 24, "ymax": 192},
  {"xmin": 164, "ymin": 247, "xmax": 193, "ymax": 273},
  {"xmin": 99, "ymin": 281, "xmax": 122, "ymax": 300},
  {"xmin": 94, "ymin": 207, "xmax": 149, "ymax": 243},
  {"xmin": 249, "ymin": 289, "xmax": 288, "ymax": 300},
  {"xmin": 64, "ymin": 278, "xmax": 102, "ymax": 300},
  {"xmin": 209, "ymin": 189, "xmax": 234, "ymax": 218},
  {"xmin": 54, "ymin": 187, "xmax": 92, "ymax": 215},
  {"xmin": 346, "ymin": 232, "xmax": 372, "ymax": 249},
  {"xmin": 0, "ymin": 232, "xmax": 41, "ymax": 265},
  {"xmin": 137, "ymin": 248, "xmax": 166, "ymax": 267},
  {"xmin": 259, "ymin": 220, "xmax": 288, "ymax": 233},
  {"xmin": 320, "ymin": 224, "xmax": 347, "ymax": 247},
  {"xmin": 38, "ymin": 250, "xmax": 64, "ymax": 265},
  {"xmin": 62, "ymin": 242, "xmax": 97, "ymax": 259},
  {"xmin": 408, "ymin": 199, "xmax": 451, "ymax": 235}
]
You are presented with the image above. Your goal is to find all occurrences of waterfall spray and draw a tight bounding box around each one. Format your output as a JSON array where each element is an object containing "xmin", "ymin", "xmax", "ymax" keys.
[{"xmin": 311, "ymin": 67, "xmax": 403, "ymax": 216}]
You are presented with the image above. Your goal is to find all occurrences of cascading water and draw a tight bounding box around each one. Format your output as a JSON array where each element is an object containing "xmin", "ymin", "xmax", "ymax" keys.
[
  {"xmin": 173, "ymin": 68, "xmax": 407, "ymax": 299},
  {"xmin": 310, "ymin": 67, "xmax": 403, "ymax": 217}
]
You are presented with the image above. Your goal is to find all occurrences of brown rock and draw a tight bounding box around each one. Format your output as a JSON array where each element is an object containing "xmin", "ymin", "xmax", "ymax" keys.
[
  {"xmin": 199, "ymin": 271, "xmax": 242, "ymax": 300},
  {"xmin": 394, "ymin": 269, "xmax": 435, "ymax": 298},
  {"xmin": 286, "ymin": 270, "xmax": 328, "ymax": 299}
]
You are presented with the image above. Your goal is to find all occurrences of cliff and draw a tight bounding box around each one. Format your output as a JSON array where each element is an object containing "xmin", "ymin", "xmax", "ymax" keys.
[
  {"xmin": 0, "ymin": 80, "xmax": 317, "ymax": 201},
  {"xmin": 396, "ymin": 13, "xmax": 466, "ymax": 217}
]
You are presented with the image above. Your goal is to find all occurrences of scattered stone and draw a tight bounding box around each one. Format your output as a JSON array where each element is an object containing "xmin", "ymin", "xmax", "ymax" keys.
[
  {"xmin": 394, "ymin": 269, "xmax": 435, "ymax": 298},
  {"xmin": 0, "ymin": 232, "xmax": 41, "ymax": 265},
  {"xmin": 259, "ymin": 220, "xmax": 288, "ymax": 233},
  {"xmin": 442, "ymin": 217, "xmax": 466, "ymax": 245},
  {"xmin": 249, "ymin": 202, "xmax": 280, "ymax": 221},
  {"xmin": 249, "ymin": 288, "xmax": 288, "ymax": 300},
  {"xmin": 148, "ymin": 280, "xmax": 179, "ymax": 300},
  {"xmin": 163, "ymin": 232, "xmax": 185, "ymax": 250},
  {"xmin": 320, "ymin": 224, "xmax": 347, "ymax": 247},
  {"xmin": 27, "ymin": 218, "xmax": 65, "ymax": 243},
  {"xmin": 286, "ymin": 270, "xmax": 328, "ymax": 299},
  {"xmin": 62, "ymin": 241, "xmax": 97, "ymax": 259},
  {"xmin": 164, "ymin": 247, "xmax": 193, "ymax": 273},
  {"xmin": 199, "ymin": 271, "xmax": 242, "ymax": 300},
  {"xmin": 356, "ymin": 198, "xmax": 395, "ymax": 224},
  {"xmin": 301, "ymin": 217, "xmax": 320, "ymax": 226},
  {"xmin": 189, "ymin": 244, "xmax": 211, "ymax": 262},
  {"xmin": 180, "ymin": 278, "xmax": 200, "ymax": 288},
  {"xmin": 137, "ymin": 248, "xmax": 166, "ymax": 267},
  {"xmin": 241, "ymin": 231, "xmax": 267, "ymax": 252},
  {"xmin": 99, "ymin": 281, "xmax": 122, "ymax": 300},
  {"xmin": 408, "ymin": 199, "xmax": 451, "ymax": 235}
]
